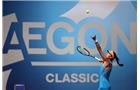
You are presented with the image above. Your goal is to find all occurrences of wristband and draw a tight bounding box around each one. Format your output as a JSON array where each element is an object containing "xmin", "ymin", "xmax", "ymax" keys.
[{"xmin": 94, "ymin": 39, "xmax": 98, "ymax": 42}]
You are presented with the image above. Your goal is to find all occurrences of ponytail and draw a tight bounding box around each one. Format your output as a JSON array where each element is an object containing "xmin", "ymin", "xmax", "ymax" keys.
[
  {"xmin": 113, "ymin": 52, "xmax": 124, "ymax": 67},
  {"xmin": 115, "ymin": 56, "xmax": 124, "ymax": 67}
]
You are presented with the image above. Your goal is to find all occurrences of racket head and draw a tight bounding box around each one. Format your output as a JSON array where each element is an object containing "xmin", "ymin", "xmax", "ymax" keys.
[{"xmin": 77, "ymin": 46, "xmax": 90, "ymax": 56}]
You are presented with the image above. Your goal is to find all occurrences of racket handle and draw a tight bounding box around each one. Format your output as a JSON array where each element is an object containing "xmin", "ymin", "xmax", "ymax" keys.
[{"xmin": 95, "ymin": 57, "xmax": 100, "ymax": 61}]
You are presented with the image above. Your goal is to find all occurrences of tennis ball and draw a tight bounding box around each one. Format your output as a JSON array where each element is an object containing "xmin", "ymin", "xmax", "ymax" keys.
[{"xmin": 86, "ymin": 10, "xmax": 90, "ymax": 13}]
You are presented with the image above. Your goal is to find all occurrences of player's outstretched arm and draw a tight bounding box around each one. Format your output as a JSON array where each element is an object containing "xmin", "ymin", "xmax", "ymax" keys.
[{"xmin": 90, "ymin": 35, "xmax": 107, "ymax": 61}]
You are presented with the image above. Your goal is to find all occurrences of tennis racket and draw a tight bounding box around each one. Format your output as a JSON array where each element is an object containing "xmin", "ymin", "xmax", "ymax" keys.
[{"xmin": 77, "ymin": 46, "xmax": 100, "ymax": 61}]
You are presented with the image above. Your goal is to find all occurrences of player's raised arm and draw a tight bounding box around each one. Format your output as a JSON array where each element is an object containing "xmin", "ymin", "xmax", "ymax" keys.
[{"xmin": 90, "ymin": 35, "xmax": 107, "ymax": 61}]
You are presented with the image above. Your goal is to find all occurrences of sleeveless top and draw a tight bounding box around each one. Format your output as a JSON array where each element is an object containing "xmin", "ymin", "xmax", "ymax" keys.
[{"xmin": 98, "ymin": 62, "xmax": 112, "ymax": 90}]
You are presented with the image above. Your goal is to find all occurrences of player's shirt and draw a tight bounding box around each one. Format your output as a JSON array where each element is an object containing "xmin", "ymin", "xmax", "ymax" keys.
[{"xmin": 98, "ymin": 63, "xmax": 112, "ymax": 90}]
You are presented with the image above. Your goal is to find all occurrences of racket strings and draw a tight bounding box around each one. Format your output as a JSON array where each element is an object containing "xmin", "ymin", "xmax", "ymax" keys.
[{"xmin": 77, "ymin": 47, "xmax": 89, "ymax": 56}]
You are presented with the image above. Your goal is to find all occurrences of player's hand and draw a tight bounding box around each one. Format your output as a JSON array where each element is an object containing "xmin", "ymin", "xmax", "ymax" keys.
[
  {"xmin": 90, "ymin": 35, "xmax": 96, "ymax": 41},
  {"xmin": 99, "ymin": 58, "xmax": 103, "ymax": 63}
]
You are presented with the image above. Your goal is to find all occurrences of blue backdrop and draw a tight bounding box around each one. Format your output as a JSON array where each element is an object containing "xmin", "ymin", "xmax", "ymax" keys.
[{"xmin": 3, "ymin": 0, "xmax": 137, "ymax": 90}]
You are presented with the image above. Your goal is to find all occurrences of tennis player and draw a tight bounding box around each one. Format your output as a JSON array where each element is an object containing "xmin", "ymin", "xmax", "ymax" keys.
[{"xmin": 91, "ymin": 35, "xmax": 123, "ymax": 90}]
